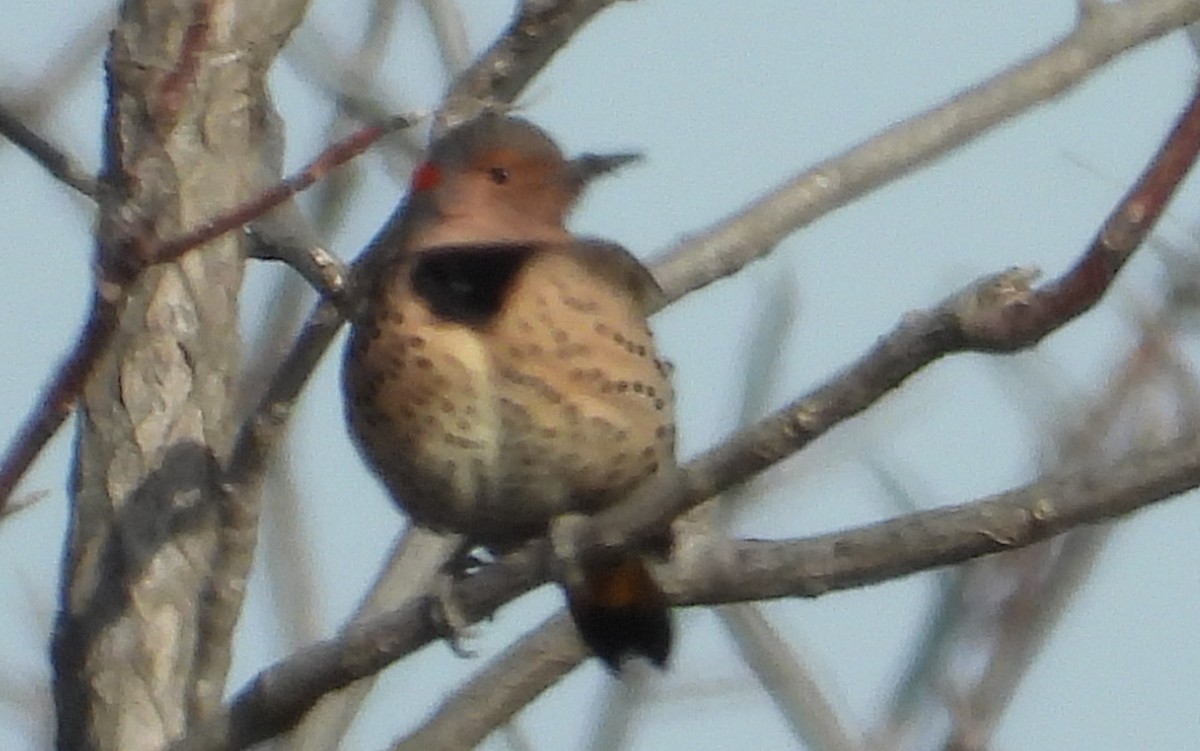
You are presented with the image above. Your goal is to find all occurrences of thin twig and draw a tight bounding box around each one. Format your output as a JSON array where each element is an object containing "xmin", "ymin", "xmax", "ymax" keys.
[
  {"xmin": 0, "ymin": 288, "xmax": 122, "ymax": 513},
  {"xmin": 153, "ymin": 116, "xmax": 408, "ymax": 275},
  {"xmin": 418, "ymin": 0, "xmax": 471, "ymax": 76},
  {"xmin": 718, "ymin": 605, "xmax": 862, "ymax": 751},
  {"xmin": 0, "ymin": 118, "xmax": 403, "ymax": 513},
  {"xmin": 390, "ymin": 614, "xmax": 585, "ymax": 751},
  {"xmin": 282, "ymin": 28, "xmax": 427, "ymax": 169},
  {"xmin": 437, "ymin": 0, "xmax": 626, "ymax": 128},
  {"xmin": 0, "ymin": 100, "xmax": 99, "ymax": 197}
]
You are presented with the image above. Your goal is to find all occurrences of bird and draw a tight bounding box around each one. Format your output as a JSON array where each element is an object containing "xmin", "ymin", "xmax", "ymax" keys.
[{"xmin": 342, "ymin": 113, "xmax": 676, "ymax": 670}]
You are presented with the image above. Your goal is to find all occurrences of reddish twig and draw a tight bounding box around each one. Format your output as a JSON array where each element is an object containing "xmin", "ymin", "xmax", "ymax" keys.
[
  {"xmin": 0, "ymin": 117, "xmax": 407, "ymax": 513},
  {"xmin": 153, "ymin": 0, "xmax": 214, "ymax": 129},
  {"xmin": 153, "ymin": 116, "xmax": 409, "ymax": 270},
  {"xmin": 0, "ymin": 100, "xmax": 99, "ymax": 198},
  {"xmin": 965, "ymin": 82, "xmax": 1200, "ymax": 348},
  {"xmin": 590, "ymin": 83, "xmax": 1200, "ymax": 560},
  {"xmin": 0, "ymin": 289, "xmax": 122, "ymax": 512}
]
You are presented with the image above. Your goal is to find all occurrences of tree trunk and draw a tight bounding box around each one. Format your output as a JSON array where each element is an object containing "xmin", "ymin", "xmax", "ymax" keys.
[{"xmin": 52, "ymin": 2, "xmax": 309, "ymax": 749}]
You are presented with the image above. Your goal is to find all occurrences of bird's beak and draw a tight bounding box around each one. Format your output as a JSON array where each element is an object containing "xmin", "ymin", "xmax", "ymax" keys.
[{"xmin": 566, "ymin": 152, "xmax": 643, "ymax": 190}]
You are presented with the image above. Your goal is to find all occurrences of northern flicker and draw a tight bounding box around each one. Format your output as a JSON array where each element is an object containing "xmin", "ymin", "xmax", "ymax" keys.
[{"xmin": 342, "ymin": 113, "xmax": 675, "ymax": 669}]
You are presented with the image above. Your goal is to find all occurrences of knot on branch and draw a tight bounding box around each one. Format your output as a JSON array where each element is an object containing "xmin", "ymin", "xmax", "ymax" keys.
[{"xmin": 951, "ymin": 266, "xmax": 1044, "ymax": 351}]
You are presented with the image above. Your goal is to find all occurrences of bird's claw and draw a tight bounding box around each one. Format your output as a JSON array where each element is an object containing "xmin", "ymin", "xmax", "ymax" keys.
[{"xmin": 430, "ymin": 569, "xmax": 479, "ymax": 658}]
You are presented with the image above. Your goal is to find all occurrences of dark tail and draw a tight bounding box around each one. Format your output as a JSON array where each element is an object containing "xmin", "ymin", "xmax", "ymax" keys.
[{"xmin": 565, "ymin": 553, "xmax": 672, "ymax": 671}]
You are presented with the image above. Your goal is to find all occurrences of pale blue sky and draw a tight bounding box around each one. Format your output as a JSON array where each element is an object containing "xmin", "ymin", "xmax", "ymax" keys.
[{"xmin": 2, "ymin": 2, "xmax": 1199, "ymax": 749}]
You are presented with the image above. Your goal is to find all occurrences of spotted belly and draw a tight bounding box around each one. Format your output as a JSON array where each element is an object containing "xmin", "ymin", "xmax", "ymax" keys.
[{"xmin": 343, "ymin": 243, "xmax": 674, "ymax": 548}]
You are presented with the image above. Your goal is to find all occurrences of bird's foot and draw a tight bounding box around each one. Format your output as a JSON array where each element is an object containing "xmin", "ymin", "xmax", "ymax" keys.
[
  {"xmin": 429, "ymin": 569, "xmax": 479, "ymax": 658},
  {"xmin": 429, "ymin": 540, "xmax": 491, "ymax": 658}
]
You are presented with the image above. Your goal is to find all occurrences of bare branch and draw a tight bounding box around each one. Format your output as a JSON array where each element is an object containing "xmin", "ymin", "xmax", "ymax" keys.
[
  {"xmin": 438, "ymin": 0, "xmax": 626, "ymax": 128},
  {"xmin": 0, "ymin": 100, "xmax": 99, "ymax": 197},
  {"xmin": 418, "ymin": 0, "xmax": 471, "ymax": 76},
  {"xmin": 0, "ymin": 489, "xmax": 50, "ymax": 520},
  {"xmin": 243, "ymin": 424, "xmax": 1200, "ymax": 751},
  {"xmin": 169, "ymin": 543, "xmax": 547, "ymax": 751},
  {"xmin": 0, "ymin": 117, "xmax": 402, "ymax": 514},
  {"xmin": 389, "ymin": 614, "xmax": 585, "ymax": 751},
  {"xmin": 246, "ymin": 214, "xmax": 352, "ymax": 307},
  {"xmin": 283, "ymin": 28, "xmax": 427, "ymax": 167},
  {"xmin": 288, "ymin": 528, "xmax": 463, "ymax": 751},
  {"xmin": 651, "ymin": 0, "xmax": 1200, "ymax": 304},
  {"xmin": 0, "ymin": 287, "xmax": 123, "ymax": 514},
  {"xmin": 688, "ymin": 432, "xmax": 1200, "ymax": 604},
  {"xmin": 598, "ymin": 80, "xmax": 1200, "ymax": 551},
  {"xmin": 153, "ymin": 116, "xmax": 408, "ymax": 282},
  {"xmin": 718, "ymin": 605, "xmax": 862, "ymax": 751}
]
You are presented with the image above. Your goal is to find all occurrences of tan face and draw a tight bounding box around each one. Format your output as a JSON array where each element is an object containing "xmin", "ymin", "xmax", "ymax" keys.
[
  {"xmin": 403, "ymin": 145, "xmax": 577, "ymax": 249},
  {"xmin": 441, "ymin": 146, "xmax": 577, "ymax": 227}
]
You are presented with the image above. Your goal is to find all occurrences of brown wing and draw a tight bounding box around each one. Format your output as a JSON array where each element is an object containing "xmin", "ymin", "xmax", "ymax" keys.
[{"xmin": 562, "ymin": 239, "xmax": 666, "ymax": 315}]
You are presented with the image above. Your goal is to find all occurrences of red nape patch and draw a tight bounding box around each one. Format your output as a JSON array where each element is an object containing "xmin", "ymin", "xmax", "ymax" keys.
[{"xmin": 411, "ymin": 161, "xmax": 441, "ymax": 192}]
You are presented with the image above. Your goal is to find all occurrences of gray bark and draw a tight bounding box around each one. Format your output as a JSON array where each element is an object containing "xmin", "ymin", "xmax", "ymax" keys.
[{"xmin": 54, "ymin": 2, "xmax": 309, "ymax": 749}]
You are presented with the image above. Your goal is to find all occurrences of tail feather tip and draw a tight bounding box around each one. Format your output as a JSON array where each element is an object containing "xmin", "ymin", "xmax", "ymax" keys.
[{"xmin": 570, "ymin": 602, "xmax": 672, "ymax": 672}]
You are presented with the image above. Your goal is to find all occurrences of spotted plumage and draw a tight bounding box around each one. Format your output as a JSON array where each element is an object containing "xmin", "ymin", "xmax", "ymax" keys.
[
  {"xmin": 345, "ymin": 239, "xmax": 673, "ymax": 544},
  {"xmin": 342, "ymin": 114, "xmax": 675, "ymax": 669}
]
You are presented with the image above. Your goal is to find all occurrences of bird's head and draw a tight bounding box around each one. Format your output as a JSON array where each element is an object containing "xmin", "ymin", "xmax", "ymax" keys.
[{"xmin": 408, "ymin": 113, "xmax": 640, "ymax": 234}]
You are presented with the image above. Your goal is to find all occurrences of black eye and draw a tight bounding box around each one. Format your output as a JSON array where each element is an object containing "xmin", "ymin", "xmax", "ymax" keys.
[{"xmin": 488, "ymin": 166, "xmax": 509, "ymax": 185}]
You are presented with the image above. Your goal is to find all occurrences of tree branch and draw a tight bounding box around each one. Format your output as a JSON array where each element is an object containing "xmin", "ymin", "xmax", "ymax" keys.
[
  {"xmin": 0, "ymin": 117, "xmax": 401, "ymax": 516},
  {"xmin": 217, "ymin": 424, "xmax": 1200, "ymax": 751},
  {"xmin": 0, "ymin": 100, "xmax": 99, "ymax": 198},
  {"xmin": 389, "ymin": 614, "xmax": 585, "ymax": 751},
  {"xmin": 597, "ymin": 78, "xmax": 1200, "ymax": 550},
  {"xmin": 437, "ymin": 0, "xmax": 626, "ymax": 127},
  {"xmin": 650, "ymin": 0, "xmax": 1200, "ymax": 304}
]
